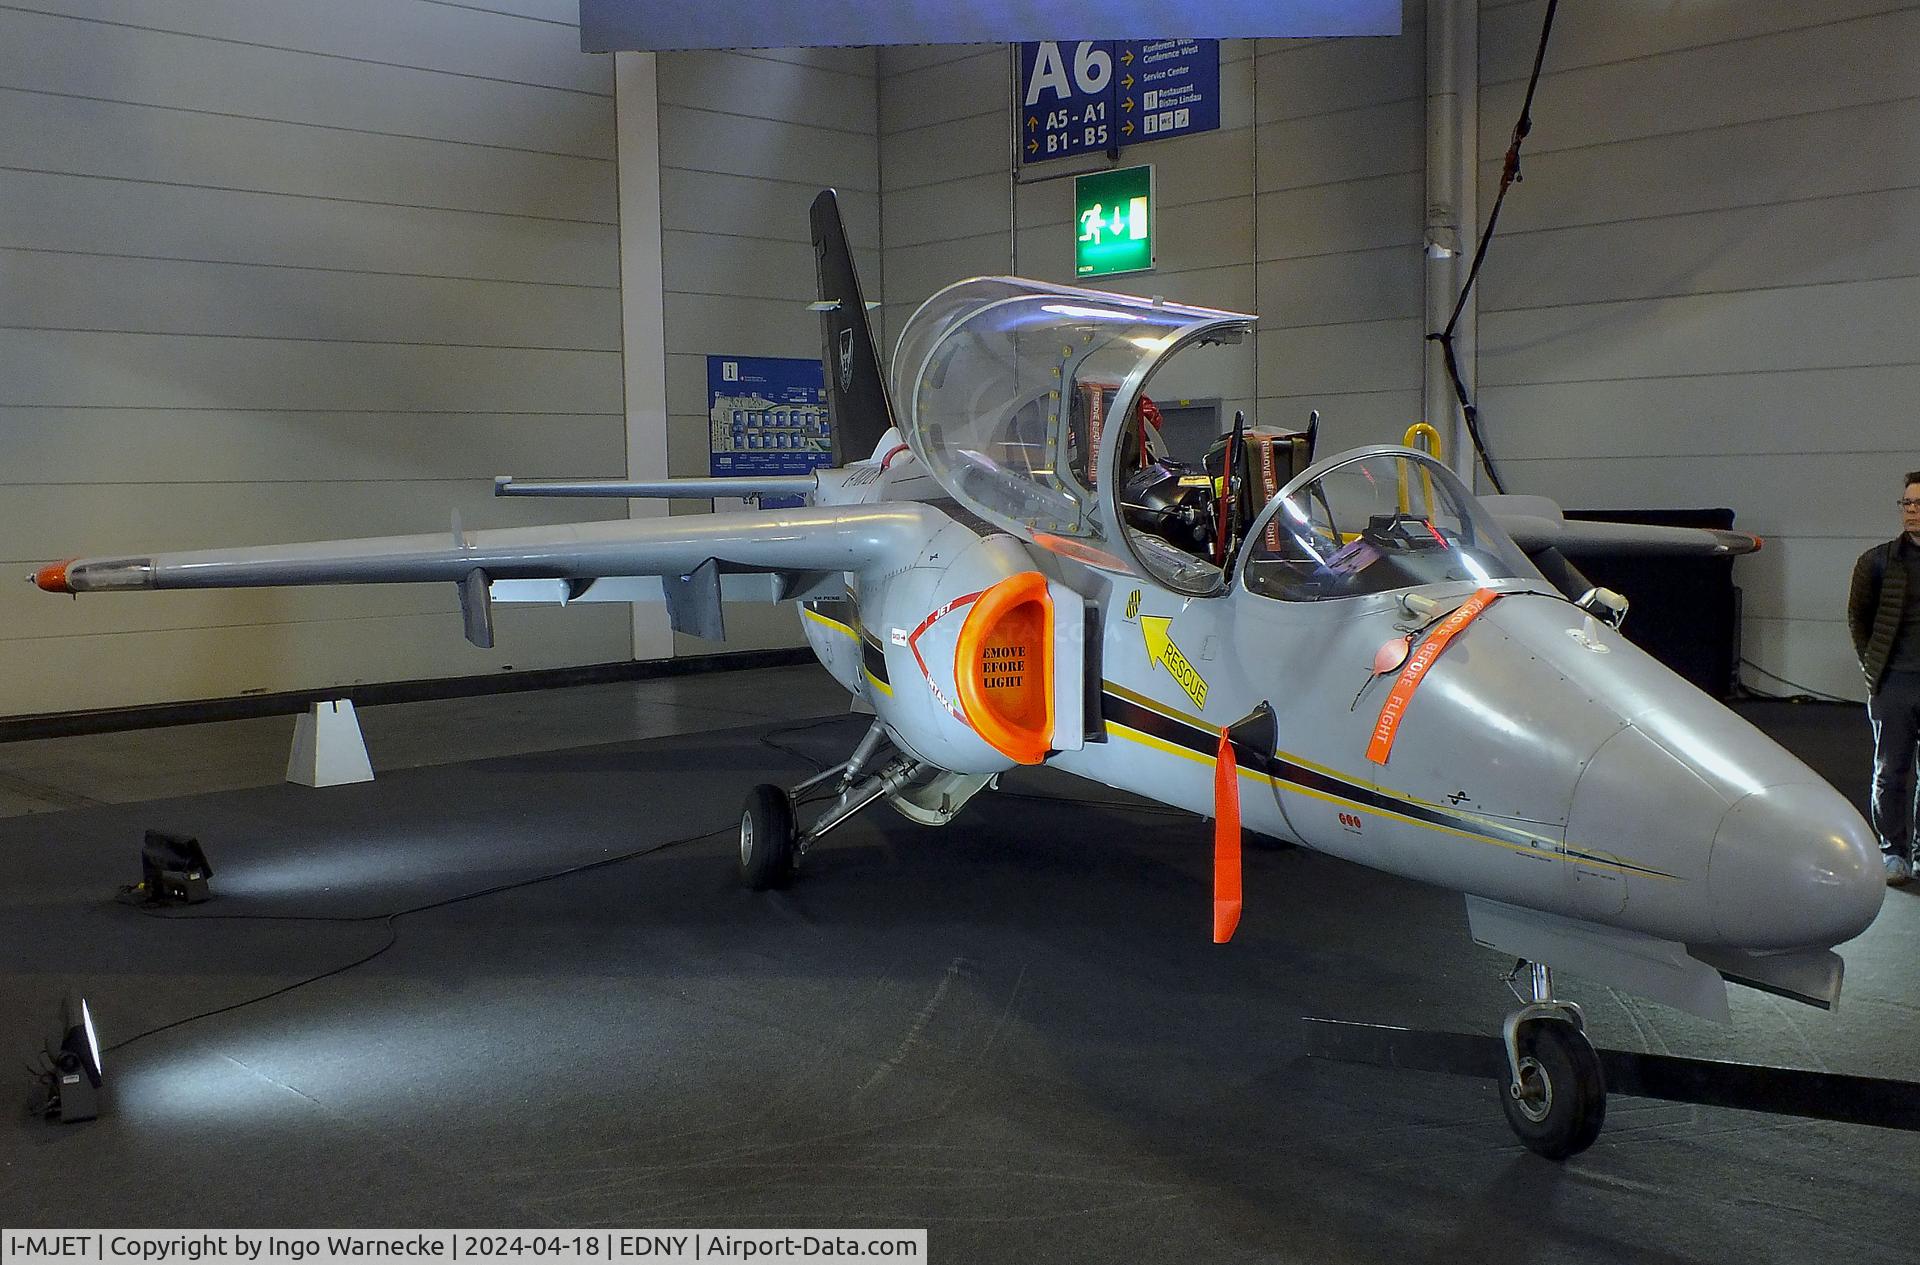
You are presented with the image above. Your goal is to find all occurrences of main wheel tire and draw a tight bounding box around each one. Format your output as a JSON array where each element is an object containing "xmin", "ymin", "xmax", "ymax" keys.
[
  {"xmin": 1499, "ymin": 1019, "xmax": 1607, "ymax": 1160},
  {"xmin": 739, "ymin": 783, "xmax": 798, "ymax": 891}
]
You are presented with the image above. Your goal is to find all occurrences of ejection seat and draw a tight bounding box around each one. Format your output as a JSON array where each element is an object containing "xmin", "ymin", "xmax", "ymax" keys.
[{"xmin": 1205, "ymin": 418, "xmax": 1319, "ymax": 560}]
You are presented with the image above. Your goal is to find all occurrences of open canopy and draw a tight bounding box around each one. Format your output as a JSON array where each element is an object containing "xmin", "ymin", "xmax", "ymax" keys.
[{"xmin": 893, "ymin": 277, "xmax": 1252, "ymax": 568}]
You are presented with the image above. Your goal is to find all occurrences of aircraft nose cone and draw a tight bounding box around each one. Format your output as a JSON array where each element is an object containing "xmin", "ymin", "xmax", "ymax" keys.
[{"xmin": 1707, "ymin": 782, "xmax": 1884, "ymax": 949}]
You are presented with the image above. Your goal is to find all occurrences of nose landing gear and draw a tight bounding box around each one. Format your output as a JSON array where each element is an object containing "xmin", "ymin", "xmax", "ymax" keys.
[
  {"xmin": 739, "ymin": 719, "xmax": 950, "ymax": 890},
  {"xmin": 1500, "ymin": 960, "xmax": 1607, "ymax": 1159}
]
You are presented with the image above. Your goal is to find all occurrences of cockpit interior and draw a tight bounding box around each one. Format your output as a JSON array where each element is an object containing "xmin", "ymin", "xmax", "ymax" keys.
[{"xmin": 894, "ymin": 276, "xmax": 1535, "ymax": 600}]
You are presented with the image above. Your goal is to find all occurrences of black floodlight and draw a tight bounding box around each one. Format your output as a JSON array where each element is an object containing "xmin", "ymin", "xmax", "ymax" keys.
[
  {"xmin": 137, "ymin": 829, "xmax": 213, "ymax": 904},
  {"xmin": 38, "ymin": 993, "xmax": 102, "ymax": 1123}
]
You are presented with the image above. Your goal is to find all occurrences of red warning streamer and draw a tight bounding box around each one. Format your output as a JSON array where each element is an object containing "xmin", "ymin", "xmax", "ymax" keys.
[
  {"xmin": 1213, "ymin": 727, "xmax": 1243, "ymax": 944},
  {"xmin": 1366, "ymin": 588, "xmax": 1501, "ymax": 766}
]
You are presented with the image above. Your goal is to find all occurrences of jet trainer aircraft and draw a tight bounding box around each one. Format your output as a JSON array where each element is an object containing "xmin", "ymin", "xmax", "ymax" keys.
[{"xmin": 33, "ymin": 191, "xmax": 1884, "ymax": 1159}]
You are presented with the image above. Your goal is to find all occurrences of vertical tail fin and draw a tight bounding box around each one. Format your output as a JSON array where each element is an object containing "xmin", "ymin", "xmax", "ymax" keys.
[{"xmin": 811, "ymin": 189, "xmax": 897, "ymax": 467}]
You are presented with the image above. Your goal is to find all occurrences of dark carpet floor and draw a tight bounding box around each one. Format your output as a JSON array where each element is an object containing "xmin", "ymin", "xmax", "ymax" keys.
[{"xmin": 2, "ymin": 704, "xmax": 1915, "ymax": 1263}]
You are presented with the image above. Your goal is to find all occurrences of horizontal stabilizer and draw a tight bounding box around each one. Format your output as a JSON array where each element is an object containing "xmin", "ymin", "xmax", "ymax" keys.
[
  {"xmin": 495, "ymin": 475, "xmax": 817, "ymax": 500},
  {"xmin": 1484, "ymin": 494, "xmax": 1761, "ymax": 558}
]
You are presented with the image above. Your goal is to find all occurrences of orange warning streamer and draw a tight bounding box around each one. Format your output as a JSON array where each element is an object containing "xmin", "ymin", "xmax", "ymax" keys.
[
  {"xmin": 1213, "ymin": 727, "xmax": 1243, "ymax": 944},
  {"xmin": 1366, "ymin": 588, "xmax": 1501, "ymax": 766}
]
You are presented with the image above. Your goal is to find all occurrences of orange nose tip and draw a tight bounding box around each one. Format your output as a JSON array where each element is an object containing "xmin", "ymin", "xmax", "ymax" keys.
[{"xmin": 33, "ymin": 560, "xmax": 76, "ymax": 593}]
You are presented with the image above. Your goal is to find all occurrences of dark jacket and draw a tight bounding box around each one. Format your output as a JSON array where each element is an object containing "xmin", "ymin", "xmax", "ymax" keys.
[{"xmin": 1849, "ymin": 533, "xmax": 1915, "ymax": 693}]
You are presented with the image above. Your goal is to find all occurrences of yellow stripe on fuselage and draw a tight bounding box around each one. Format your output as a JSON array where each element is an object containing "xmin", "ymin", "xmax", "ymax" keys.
[{"xmin": 802, "ymin": 606, "xmax": 858, "ymax": 639}]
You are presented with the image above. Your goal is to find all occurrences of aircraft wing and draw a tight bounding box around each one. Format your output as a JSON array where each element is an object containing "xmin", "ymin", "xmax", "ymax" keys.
[
  {"xmin": 494, "ymin": 474, "xmax": 818, "ymax": 500},
  {"xmin": 32, "ymin": 503, "xmax": 944, "ymax": 646},
  {"xmin": 1482, "ymin": 494, "xmax": 1761, "ymax": 557}
]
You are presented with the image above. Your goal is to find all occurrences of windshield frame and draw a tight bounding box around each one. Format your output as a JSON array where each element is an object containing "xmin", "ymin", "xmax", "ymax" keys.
[{"xmin": 1092, "ymin": 316, "xmax": 1254, "ymax": 590}]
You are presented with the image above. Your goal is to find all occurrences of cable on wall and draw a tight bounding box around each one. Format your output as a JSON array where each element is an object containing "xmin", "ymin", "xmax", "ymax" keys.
[{"xmin": 1427, "ymin": 0, "xmax": 1560, "ymax": 496}]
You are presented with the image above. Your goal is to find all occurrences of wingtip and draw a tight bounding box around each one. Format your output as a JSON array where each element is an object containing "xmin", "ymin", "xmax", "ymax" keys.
[{"xmin": 32, "ymin": 559, "xmax": 75, "ymax": 593}]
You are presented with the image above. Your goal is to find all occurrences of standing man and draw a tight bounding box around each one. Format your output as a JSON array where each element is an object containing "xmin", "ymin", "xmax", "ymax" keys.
[{"xmin": 1849, "ymin": 470, "xmax": 1920, "ymax": 886}]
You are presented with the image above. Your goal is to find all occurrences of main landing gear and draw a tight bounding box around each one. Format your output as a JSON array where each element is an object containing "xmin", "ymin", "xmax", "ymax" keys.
[
  {"xmin": 738, "ymin": 720, "xmax": 994, "ymax": 890},
  {"xmin": 1499, "ymin": 960, "xmax": 1606, "ymax": 1159}
]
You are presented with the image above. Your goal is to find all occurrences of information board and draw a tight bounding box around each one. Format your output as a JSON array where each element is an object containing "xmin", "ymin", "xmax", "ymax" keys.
[
  {"xmin": 1019, "ymin": 39, "xmax": 1219, "ymax": 163},
  {"xmin": 708, "ymin": 356, "xmax": 832, "ymax": 507}
]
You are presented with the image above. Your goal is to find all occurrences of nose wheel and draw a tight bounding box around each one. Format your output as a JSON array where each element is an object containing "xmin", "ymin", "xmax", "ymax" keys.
[
  {"xmin": 739, "ymin": 784, "xmax": 799, "ymax": 890},
  {"xmin": 738, "ymin": 720, "xmax": 933, "ymax": 891},
  {"xmin": 1499, "ymin": 961, "xmax": 1607, "ymax": 1159}
]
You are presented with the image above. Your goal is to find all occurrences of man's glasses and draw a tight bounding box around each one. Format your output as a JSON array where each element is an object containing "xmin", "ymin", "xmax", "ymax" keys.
[{"xmin": 1901, "ymin": 499, "xmax": 1920, "ymax": 510}]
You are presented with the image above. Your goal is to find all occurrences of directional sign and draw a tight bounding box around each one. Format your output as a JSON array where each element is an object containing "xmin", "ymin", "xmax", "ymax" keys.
[
  {"xmin": 1021, "ymin": 40, "xmax": 1120, "ymax": 162},
  {"xmin": 1075, "ymin": 165, "xmax": 1154, "ymax": 277},
  {"xmin": 1127, "ymin": 39, "xmax": 1221, "ymax": 145},
  {"xmin": 1020, "ymin": 39, "xmax": 1219, "ymax": 163}
]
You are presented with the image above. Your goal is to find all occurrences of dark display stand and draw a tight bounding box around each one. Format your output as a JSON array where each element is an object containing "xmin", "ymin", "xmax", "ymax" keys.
[{"xmin": 1563, "ymin": 508, "xmax": 1741, "ymax": 699}]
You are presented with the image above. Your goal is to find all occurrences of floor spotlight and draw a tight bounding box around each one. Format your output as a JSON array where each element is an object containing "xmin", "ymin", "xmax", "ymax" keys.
[
  {"xmin": 37, "ymin": 993, "xmax": 103, "ymax": 1123},
  {"xmin": 127, "ymin": 829, "xmax": 214, "ymax": 904}
]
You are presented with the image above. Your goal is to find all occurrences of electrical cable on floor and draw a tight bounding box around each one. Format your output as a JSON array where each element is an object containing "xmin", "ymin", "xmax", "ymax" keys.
[
  {"xmin": 1427, "ymin": 0, "xmax": 1560, "ymax": 495},
  {"xmin": 757, "ymin": 714, "xmax": 858, "ymax": 771},
  {"xmin": 102, "ymin": 716, "xmax": 1250, "ymax": 1057},
  {"xmin": 101, "ymin": 821, "xmax": 731, "ymax": 1056},
  {"xmin": 1735, "ymin": 660, "xmax": 1853, "ymax": 705}
]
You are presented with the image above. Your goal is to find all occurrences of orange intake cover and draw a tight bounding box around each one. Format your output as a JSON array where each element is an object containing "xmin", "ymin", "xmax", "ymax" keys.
[{"xmin": 953, "ymin": 571, "xmax": 1054, "ymax": 765}]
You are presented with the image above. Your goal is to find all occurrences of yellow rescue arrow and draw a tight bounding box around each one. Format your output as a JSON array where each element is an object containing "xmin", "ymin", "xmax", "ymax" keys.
[{"xmin": 1140, "ymin": 616, "xmax": 1209, "ymax": 710}]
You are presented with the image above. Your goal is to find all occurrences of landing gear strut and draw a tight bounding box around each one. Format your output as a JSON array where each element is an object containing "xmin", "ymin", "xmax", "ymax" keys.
[
  {"xmin": 1499, "ymin": 960, "xmax": 1606, "ymax": 1159},
  {"xmin": 738, "ymin": 719, "xmax": 927, "ymax": 890}
]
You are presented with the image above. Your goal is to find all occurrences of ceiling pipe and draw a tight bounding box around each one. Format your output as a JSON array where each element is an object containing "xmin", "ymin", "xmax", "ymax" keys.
[{"xmin": 1424, "ymin": 0, "xmax": 1478, "ymax": 485}]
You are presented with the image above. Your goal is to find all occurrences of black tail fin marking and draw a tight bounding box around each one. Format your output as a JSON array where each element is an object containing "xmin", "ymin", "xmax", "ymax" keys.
[{"xmin": 811, "ymin": 189, "xmax": 897, "ymax": 467}]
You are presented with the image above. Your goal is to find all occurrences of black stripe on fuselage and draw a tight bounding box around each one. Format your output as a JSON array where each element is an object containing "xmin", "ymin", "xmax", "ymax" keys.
[
  {"xmin": 803, "ymin": 595, "xmax": 890, "ymax": 686},
  {"xmin": 1098, "ymin": 686, "xmax": 1674, "ymax": 879},
  {"xmin": 861, "ymin": 629, "xmax": 890, "ymax": 685}
]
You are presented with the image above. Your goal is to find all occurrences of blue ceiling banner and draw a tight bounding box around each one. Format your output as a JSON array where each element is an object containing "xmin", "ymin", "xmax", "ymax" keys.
[{"xmin": 579, "ymin": 1, "xmax": 1399, "ymax": 52}]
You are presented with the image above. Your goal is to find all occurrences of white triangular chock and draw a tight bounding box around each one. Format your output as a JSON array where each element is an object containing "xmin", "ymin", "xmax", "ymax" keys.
[{"xmin": 286, "ymin": 699, "xmax": 375, "ymax": 787}]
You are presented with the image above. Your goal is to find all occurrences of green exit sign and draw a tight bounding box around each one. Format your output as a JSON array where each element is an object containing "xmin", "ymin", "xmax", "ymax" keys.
[{"xmin": 1075, "ymin": 165, "xmax": 1154, "ymax": 278}]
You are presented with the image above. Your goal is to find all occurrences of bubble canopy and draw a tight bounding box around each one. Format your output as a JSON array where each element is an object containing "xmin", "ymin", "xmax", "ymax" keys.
[{"xmin": 893, "ymin": 277, "xmax": 1252, "ymax": 565}]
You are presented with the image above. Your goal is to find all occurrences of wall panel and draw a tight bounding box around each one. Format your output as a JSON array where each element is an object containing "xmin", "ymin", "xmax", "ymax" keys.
[
  {"xmin": 654, "ymin": 45, "xmax": 882, "ymax": 654},
  {"xmin": 0, "ymin": 0, "xmax": 627, "ymax": 716}
]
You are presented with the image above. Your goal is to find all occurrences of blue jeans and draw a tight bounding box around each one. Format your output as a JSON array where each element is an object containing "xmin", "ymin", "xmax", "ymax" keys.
[{"xmin": 1869, "ymin": 669, "xmax": 1920, "ymax": 862}]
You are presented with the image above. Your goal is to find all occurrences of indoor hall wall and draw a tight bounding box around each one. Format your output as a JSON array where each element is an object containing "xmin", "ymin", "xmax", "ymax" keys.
[
  {"xmin": 877, "ymin": 15, "xmax": 1429, "ymax": 454},
  {"xmin": 654, "ymin": 46, "xmax": 882, "ymax": 653},
  {"xmin": 0, "ymin": 0, "xmax": 628, "ymax": 717},
  {"xmin": 1471, "ymin": 0, "xmax": 1920, "ymax": 701}
]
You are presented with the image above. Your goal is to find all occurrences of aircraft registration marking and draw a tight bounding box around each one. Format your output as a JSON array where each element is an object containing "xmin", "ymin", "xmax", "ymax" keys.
[
  {"xmin": 1100, "ymin": 684, "xmax": 1678, "ymax": 882},
  {"xmin": 1139, "ymin": 615, "xmax": 1209, "ymax": 710}
]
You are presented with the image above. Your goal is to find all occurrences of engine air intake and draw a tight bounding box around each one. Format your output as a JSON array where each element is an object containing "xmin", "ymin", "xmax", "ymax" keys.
[{"xmin": 954, "ymin": 571, "xmax": 1054, "ymax": 765}]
